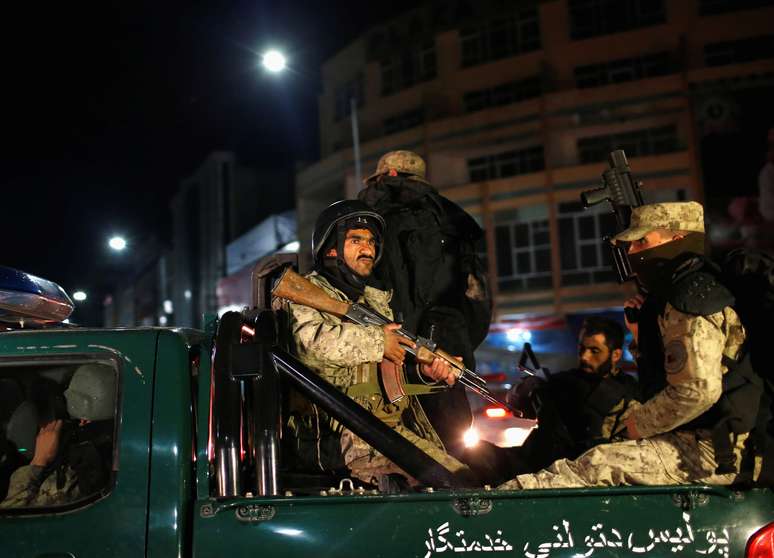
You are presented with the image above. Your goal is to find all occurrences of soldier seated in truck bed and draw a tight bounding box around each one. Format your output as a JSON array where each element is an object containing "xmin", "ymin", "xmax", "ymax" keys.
[
  {"xmin": 500, "ymin": 202, "xmax": 761, "ymax": 489},
  {"xmin": 276, "ymin": 200, "xmax": 475, "ymax": 488}
]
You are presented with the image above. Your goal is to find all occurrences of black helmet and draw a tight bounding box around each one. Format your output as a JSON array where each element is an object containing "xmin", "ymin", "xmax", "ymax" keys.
[{"xmin": 312, "ymin": 200, "xmax": 385, "ymax": 265}]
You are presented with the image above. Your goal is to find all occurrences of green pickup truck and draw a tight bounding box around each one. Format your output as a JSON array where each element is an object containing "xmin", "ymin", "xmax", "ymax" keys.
[{"xmin": 0, "ymin": 265, "xmax": 772, "ymax": 558}]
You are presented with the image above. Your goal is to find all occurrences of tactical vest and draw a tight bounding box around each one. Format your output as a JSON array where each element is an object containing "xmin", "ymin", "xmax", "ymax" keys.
[
  {"xmin": 636, "ymin": 258, "xmax": 763, "ymax": 474},
  {"xmin": 542, "ymin": 370, "xmax": 639, "ymax": 451}
]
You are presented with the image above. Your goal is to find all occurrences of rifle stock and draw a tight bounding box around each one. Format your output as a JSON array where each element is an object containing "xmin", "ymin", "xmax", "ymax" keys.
[{"xmin": 272, "ymin": 267, "xmax": 350, "ymax": 317}]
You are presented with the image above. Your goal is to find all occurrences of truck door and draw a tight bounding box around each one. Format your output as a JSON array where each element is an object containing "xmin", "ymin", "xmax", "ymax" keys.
[{"xmin": 0, "ymin": 331, "xmax": 158, "ymax": 557}]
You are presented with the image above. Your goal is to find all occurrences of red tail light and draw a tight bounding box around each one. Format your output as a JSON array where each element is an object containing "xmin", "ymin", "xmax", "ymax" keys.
[
  {"xmin": 747, "ymin": 522, "xmax": 774, "ymax": 558},
  {"xmin": 484, "ymin": 406, "xmax": 512, "ymax": 419},
  {"xmin": 482, "ymin": 373, "xmax": 508, "ymax": 383}
]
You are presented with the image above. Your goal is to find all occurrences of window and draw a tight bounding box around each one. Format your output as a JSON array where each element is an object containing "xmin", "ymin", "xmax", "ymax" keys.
[
  {"xmin": 460, "ymin": 8, "xmax": 540, "ymax": 68},
  {"xmin": 577, "ymin": 125, "xmax": 678, "ymax": 164},
  {"xmin": 334, "ymin": 74, "xmax": 364, "ymax": 122},
  {"xmin": 559, "ymin": 189, "xmax": 687, "ymax": 285},
  {"xmin": 381, "ymin": 41, "xmax": 437, "ymax": 96},
  {"xmin": 704, "ymin": 34, "xmax": 774, "ymax": 67},
  {"xmin": 495, "ymin": 213, "xmax": 552, "ymax": 292},
  {"xmin": 463, "ymin": 76, "xmax": 542, "ymax": 112},
  {"xmin": 558, "ymin": 201, "xmax": 617, "ymax": 286},
  {"xmin": 574, "ymin": 51, "xmax": 672, "ymax": 89},
  {"xmin": 0, "ymin": 360, "xmax": 118, "ymax": 512},
  {"xmin": 468, "ymin": 146, "xmax": 545, "ymax": 182},
  {"xmin": 699, "ymin": 0, "xmax": 774, "ymax": 15},
  {"xmin": 569, "ymin": 0, "xmax": 665, "ymax": 40},
  {"xmin": 383, "ymin": 108, "xmax": 425, "ymax": 135}
]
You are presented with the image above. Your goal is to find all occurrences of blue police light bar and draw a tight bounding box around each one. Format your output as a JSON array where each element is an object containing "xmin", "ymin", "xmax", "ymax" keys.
[{"xmin": 0, "ymin": 266, "xmax": 74, "ymax": 324}]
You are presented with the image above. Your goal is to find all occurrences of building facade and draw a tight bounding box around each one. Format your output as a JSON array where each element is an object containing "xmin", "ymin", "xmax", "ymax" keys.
[
  {"xmin": 296, "ymin": 0, "xmax": 774, "ymax": 327},
  {"xmin": 216, "ymin": 210, "xmax": 298, "ymax": 314},
  {"xmin": 102, "ymin": 239, "xmax": 174, "ymax": 328},
  {"xmin": 171, "ymin": 151, "xmax": 295, "ymax": 327}
]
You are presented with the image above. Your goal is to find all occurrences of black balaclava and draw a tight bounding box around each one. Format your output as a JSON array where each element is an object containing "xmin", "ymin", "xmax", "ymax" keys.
[
  {"xmin": 317, "ymin": 217, "xmax": 382, "ymax": 301},
  {"xmin": 628, "ymin": 233, "xmax": 705, "ymax": 295}
]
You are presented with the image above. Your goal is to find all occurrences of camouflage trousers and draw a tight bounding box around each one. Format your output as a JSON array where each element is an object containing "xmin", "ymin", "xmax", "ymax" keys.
[
  {"xmin": 341, "ymin": 425, "xmax": 470, "ymax": 486},
  {"xmin": 498, "ymin": 430, "xmax": 748, "ymax": 490}
]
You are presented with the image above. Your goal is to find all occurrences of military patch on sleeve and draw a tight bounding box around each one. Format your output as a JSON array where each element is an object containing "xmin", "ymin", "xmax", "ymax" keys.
[{"xmin": 664, "ymin": 340, "xmax": 688, "ymax": 374}]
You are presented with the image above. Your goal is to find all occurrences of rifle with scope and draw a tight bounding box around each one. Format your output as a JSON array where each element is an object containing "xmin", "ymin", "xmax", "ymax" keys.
[
  {"xmin": 271, "ymin": 267, "xmax": 520, "ymax": 415},
  {"xmin": 580, "ymin": 149, "xmax": 645, "ymax": 285}
]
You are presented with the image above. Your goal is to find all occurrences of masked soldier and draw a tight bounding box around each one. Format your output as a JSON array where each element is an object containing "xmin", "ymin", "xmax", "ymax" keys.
[
  {"xmin": 499, "ymin": 202, "xmax": 760, "ymax": 489},
  {"xmin": 504, "ymin": 317, "xmax": 641, "ymax": 477},
  {"xmin": 280, "ymin": 200, "xmax": 472, "ymax": 487},
  {"xmin": 359, "ymin": 151, "xmax": 491, "ymax": 458},
  {"xmin": 2, "ymin": 363, "xmax": 116, "ymax": 508}
]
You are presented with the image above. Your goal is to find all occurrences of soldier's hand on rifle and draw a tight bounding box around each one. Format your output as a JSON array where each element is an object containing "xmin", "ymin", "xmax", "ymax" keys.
[
  {"xmin": 382, "ymin": 323, "xmax": 415, "ymax": 366},
  {"xmin": 422, "ymin": 356, "xmax": 461, "ymax": 386},
  {"xmin": 506, "ymin": 376, "xmax": 542, "ymax": 414},
  {"xmin": 31, "ymin": 419, "xmax": 63, "ymax": 467},
  {"xmin": 624, "ymin": 294, "xmax": 645, "ymax": 343}
]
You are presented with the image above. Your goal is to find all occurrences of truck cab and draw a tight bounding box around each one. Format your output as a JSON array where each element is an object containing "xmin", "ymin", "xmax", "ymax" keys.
[{"xmin": 0, "ymin": 265, "xmax": 772, "ymax": 557}]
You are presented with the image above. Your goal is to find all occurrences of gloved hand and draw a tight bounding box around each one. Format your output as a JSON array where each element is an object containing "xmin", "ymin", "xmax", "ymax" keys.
[{"xmin": 505, "ymin": 376, "xmax": 544, "ymax": 418}]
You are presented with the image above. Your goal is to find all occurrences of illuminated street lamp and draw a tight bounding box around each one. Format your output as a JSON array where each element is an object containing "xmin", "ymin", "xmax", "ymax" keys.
[
  {"xmin": 261, "ymin": 49, "xmax": 287, "ymax": 73},
  {"xmin": 108, "ymin": 236, "xmax": 127, "ymax": 252},
  {"xmin": 258, "ymin": 46, "xmax": 361, "ymax": 182},
  {"xmin": 73, "ymin": 290, "xmax": 87, "ymax": 302}
]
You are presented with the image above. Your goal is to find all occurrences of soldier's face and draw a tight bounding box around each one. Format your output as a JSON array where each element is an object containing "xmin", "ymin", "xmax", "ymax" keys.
[
  {"xmin": 578, "ymin": 332, "xmax": 621, "ymax": 376},
  {"xmin": 628, "ymin": 229, "xmax": 685, "ymax": 255},
  {"xmin": 341, "ymin": 228, "xmax": 376, "ymax": 277}
]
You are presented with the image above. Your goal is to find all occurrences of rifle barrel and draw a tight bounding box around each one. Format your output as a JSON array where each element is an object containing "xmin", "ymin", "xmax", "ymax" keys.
[{"xmin": 461, "ymin": 379, "xmax": 522, "ymax": 417}]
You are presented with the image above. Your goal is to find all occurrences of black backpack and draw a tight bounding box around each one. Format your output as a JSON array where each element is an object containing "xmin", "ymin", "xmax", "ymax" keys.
[{"xmin": 721, "ymin": 248, "xmax": 774, "ymax": 485}]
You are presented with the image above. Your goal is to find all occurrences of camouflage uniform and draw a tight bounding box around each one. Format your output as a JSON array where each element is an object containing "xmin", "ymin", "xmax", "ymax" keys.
[
  {"xmin": 500, "ymin": 202, "xmax": 751, "ymax": 489},
  {"xmin": 282, "ymin": 271, "xmax": 467, "ymax": 485},
  {"xmin": 0, "ymin": 465, "xmax": 79, "ymax": 508}
]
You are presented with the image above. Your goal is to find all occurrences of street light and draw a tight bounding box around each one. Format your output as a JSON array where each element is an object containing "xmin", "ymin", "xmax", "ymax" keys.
[
  {"xmin": 73, "ymin": 291, "xmax": 87, "ymax": 302},
  {"xmin": 261, "ymin": 49, "xmax": 287, "ymax": 73},
  {"xmin": 108, "ymin": 236, "xmax": 127, "ymax": 252},
  {"xmin": 258, "ymin": 47, "xmax": 362, "ymax": 183}
]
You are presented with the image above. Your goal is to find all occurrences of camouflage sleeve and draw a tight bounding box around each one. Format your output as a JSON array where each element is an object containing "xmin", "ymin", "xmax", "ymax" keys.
[
  {"xmin": 1, "ymin": 465, "xmax": 80, "ymax": 509},
  {"xmin": 0, "ymin": 465, "xmax": 46, "ymax": 508},
  {"xmin": 629, "ymin": 304, "xmax": 726, "ymax": 438},
  {"xmin": 289, "ymin": 301, "xmax": 385, "ymax": 367}
]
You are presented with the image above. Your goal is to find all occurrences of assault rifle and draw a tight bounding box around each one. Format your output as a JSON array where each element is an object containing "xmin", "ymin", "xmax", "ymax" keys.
[
  {"xmin": 580, "ymin": 150, "xmax": 645, "ymax": 285},
  {"xmin": 272, "ymin": 267, "xmax": 519, "ymax": 414}
]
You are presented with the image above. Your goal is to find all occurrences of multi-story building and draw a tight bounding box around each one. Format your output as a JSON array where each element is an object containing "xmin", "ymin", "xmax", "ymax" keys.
[
  {"xmin": 102, "ymin": 239, "xmax": 174, "ymax": 328},
  {"xmin": 171, "ymin": 151, "xmax": 293, "ymax": 327},
  {"xmin": 296, "ymin": 0, "xmax": 774, "ymax": 342}
]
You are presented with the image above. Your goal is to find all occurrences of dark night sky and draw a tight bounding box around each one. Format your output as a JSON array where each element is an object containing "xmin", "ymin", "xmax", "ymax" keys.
[{"xmin": 2, "ymin": 1, "xmax": 413, "ymax": 294}]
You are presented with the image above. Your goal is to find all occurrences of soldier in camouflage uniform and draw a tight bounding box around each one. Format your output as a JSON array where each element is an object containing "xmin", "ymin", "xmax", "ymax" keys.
[
  {"xmin": 281, "ymin": 200, "xmax": 471, "ymax": 486},
  {"xmin": 500, "ymin": 202, "xmax": 759, "ymax": 489},
  {"xmin": 1, "ymin": 363, "xmax": 115, "ymax": 508}
]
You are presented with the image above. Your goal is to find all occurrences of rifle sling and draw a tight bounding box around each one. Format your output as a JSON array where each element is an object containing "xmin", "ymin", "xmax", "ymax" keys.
[{"xmin": 346, "ymin": 382, "xmax": 445, "ymax": 397}]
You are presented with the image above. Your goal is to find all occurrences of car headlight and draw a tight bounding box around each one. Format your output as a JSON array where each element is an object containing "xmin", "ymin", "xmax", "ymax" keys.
[{"xmin": 463, "ymin": 427, "xmax": 480, "ymax": 448}]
